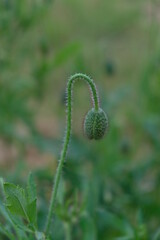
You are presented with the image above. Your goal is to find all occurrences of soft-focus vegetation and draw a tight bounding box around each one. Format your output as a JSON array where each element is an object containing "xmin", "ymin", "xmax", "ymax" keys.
[{"xmin": 0, "ymin": 0, "xmax": 160, "ymax": 239}]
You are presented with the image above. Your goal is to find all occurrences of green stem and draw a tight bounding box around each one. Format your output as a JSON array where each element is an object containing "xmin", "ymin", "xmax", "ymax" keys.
[{"xmin": 45, "ymin": 73, "xmax": 99, "ymax": 235}]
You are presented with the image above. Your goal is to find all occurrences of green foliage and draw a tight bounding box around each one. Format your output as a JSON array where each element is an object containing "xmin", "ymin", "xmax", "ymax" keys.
[
  {"xmin": 4, "ymin": 173, "xmax": 37, "ymax": 227},
  {"xmin": 35, "ymin": 231, "xmax": 46, "ymax": 240},
  {"xmin": 4, "ymin": 183, "xmax": 30, "ymax": 220},
  {"xmin": 0, "ymin": 174, "xmax": 37, "ymax": 239}
]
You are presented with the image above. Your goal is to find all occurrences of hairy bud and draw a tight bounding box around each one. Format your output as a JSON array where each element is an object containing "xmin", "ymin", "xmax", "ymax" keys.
[{"xmin": 84, "ymin": 108, "xmax": 108, "ymax": 140}]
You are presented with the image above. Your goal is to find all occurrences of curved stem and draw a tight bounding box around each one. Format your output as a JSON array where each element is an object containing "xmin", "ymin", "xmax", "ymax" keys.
[{"xmin": 45, "ymin": 73, "xmax": 99, "ymax": 235}]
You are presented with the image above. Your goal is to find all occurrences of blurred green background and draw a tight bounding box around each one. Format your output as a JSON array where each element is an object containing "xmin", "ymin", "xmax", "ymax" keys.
[{"xmin": 0, "ymin": 0, "xmax": 160, "ymax": 239}]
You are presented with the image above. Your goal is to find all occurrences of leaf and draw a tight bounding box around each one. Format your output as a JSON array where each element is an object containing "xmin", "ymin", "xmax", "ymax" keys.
[
  {"xmin": 153, "ymin": 228, "xmax": 160, "ymax": 240},
  {"xmin": 35, "ymin": 231, "xmax": 46, "ymax": 240},
  {"xmin": 8, "ymin": 215, "xmax": 34, "ymax": 236},
  {"xmin": 34, "ymin": 42, "xmax": 81, "ymax": 79},
  {"xmin": 26, "ymin": 199, "xmax": 37, "ymax": 225},
  {"xmin": 0, "ymin": 199, "xmax": 26, "ymax": 239},
  {"xmin": 4, "ymin": 183, "xmax": 29, "ymax": 221},
  {"xmin": 52, "ymin": 42, "xmax": 81, "ymax": 69},
  {"xmin": 0, "ymin": 199, "xmax": 14, "ymax": 225},
  {"xmin": 0, "ymin": 224, "xmax": 15, "ymax": 240},
  {"xmin": 26, "ymin": 173, "xmax": 37, "ymax": 225},
  {"xmin": 27, "ymin": 172, "xmax": 37, "ymax": 203},
  {"xmin": 116, "ymin": 237, "xmax": 133, "ymax": 240},
  {"xmin": 80, "ymin": 213, "xmax": 96, "ymax": 240},
  {"xmin": 3, "ymin": 175, "xmax": 37, "ymax": 227},
  {"xmin": 0, "ymin": 178, "xmax": 4, "ymax": 195}
]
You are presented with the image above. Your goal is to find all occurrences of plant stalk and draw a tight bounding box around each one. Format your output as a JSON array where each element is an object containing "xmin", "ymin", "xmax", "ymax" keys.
[{"xmin": 45, "ymin": 73, "xmax": 99, "ymax": 235}]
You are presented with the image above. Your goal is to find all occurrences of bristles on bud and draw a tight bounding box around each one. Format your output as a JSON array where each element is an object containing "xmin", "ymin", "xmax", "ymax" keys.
[{"xmin": 84, "ymin": 108, "xmax": 108, "ymax": 140}]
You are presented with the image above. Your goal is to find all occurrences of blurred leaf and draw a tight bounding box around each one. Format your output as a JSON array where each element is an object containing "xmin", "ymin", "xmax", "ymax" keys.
[
  {"xmin": 0, "ymin": 224, "xmax": 15, "ymax": 240},
  {"xmin": 4, "ymin": 183, "xmax": 29, "ymax": 220},
  {"xmin": 26, "ymin": 173, "xmax": 37, "ymax": 225},
  {"xmin": 35, "ymin": 231, "xmax": 46, "ymax": 240},
  {"xmin": 4, "ymin": 177, "xmax": 37, "ymax": 227},
  {"xmin": 116, "ymin": 237, "xmax": 133, "ymax": 240},
  {"xmin": 34, "ymin": 42, "xmax": 81, "ymax": 80},
  {"xmin": 52, "ymin": 42, "xmax": 81, "ymax": 69},
  {"xmin": 80, "ymin": 213, "xmax": 96, "ymax": 240},
  {"xmin": 153, "ymin": 228, "xmax": 160, "ymax": 240}
]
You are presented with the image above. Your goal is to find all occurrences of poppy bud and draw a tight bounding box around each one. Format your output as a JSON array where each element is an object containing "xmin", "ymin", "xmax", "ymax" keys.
[{"xmin": 84, "ymin": 108, "xmax": 108, "ymax": 140}]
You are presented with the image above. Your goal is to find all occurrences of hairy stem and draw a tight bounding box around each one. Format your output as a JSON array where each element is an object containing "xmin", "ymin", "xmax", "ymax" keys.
[{"xmin": 45, "ymin": 73, "xmax": 99, "ymax": 235}]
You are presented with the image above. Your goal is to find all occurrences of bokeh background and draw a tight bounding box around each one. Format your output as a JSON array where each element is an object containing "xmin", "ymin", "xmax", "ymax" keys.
[{"xmin": 0, "ymin": 0, "xmax": 160, "ymax": 239}]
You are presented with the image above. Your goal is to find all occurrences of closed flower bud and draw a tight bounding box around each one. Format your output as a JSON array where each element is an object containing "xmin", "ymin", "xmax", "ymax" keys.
[{"xmin": 84, "ymin": 108, "xmax": 108, "ymax": 140}]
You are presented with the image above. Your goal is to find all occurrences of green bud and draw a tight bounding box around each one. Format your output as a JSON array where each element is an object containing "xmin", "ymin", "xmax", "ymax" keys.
[{"xmin": 84, "ymin": 108, "xmax": 108, "ymax": 140}]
